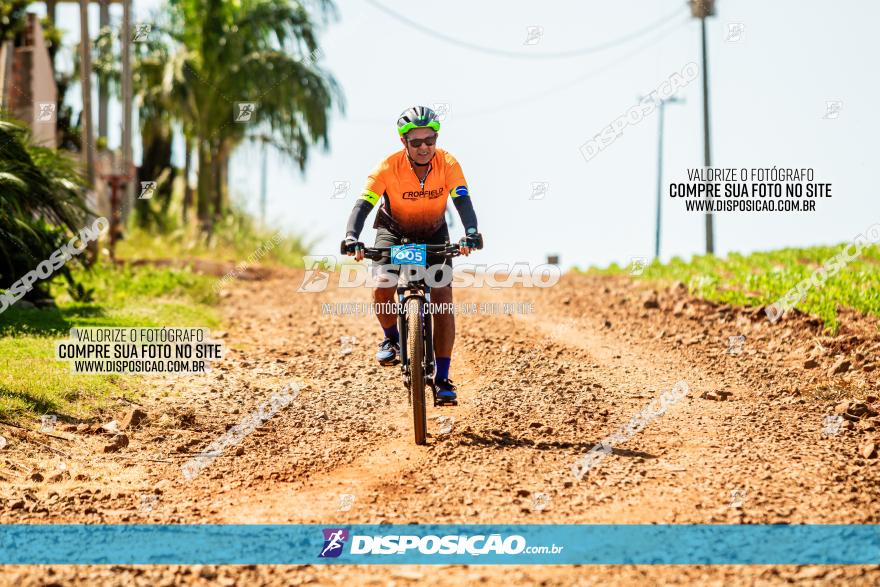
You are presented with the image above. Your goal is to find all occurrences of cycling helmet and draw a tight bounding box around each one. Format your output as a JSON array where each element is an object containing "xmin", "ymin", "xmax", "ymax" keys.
[{"xmin": 396, "ymin": 106, "xmax": 441, "ymax": 136}]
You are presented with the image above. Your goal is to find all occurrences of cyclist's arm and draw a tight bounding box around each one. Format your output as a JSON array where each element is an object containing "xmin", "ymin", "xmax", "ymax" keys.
[
  {"xmin": 451, "ymin": 186, "xmax": 478, "ymax": 233},
  {"xmin": 445, "ymin": 153, "xmax": 478, "ymax": 233},
  {"xmin": 346, "ymin": 164, "xmax": 385, "ymax": 239},
  {"xmin": 345, "ymin": 192, "xmax": 379, "ymax": 239}
]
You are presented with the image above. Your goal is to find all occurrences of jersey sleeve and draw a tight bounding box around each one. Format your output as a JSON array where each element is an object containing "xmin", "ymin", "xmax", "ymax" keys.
[
  {"xmin": 361, "ymin": 160, "xmax": 388, "ymax": 206},
  {"xmin": 443, "ymin": 152, "xmax": 469, "ymax": 199}
]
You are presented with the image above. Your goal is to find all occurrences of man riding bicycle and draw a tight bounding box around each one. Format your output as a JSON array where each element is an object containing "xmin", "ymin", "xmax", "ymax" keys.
[{"xmin": 341, "ymin": 105, "xmax": 482, "ymax": 404}]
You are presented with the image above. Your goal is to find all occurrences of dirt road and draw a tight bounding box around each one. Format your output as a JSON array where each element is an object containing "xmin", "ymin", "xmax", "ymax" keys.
[{"xmin": 2, "ymin": 267, "xmax": 880, "ymax": 585}]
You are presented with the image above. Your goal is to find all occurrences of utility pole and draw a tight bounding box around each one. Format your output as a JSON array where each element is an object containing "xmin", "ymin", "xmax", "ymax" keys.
[
  {"xmin": 77, "ymin": 0, "xmax": 95, "ymax": 186},
  {"xmin": 121, "ymin": 0, "xmax": 134, "ymax": 213},
  {"xmin": 98, "ymin": 0, "xmax": 109, "ymax": 141},
  {"xmin": 690, "ymin": 0, "xmax": 715, "ymax": 254},
  {"xmin": 654, "ymin": 96, "xmax": 683, "ymax": 259}
]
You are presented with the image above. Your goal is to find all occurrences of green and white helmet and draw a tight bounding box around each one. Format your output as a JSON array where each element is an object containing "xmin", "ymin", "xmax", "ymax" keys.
[{"xmin": 396, "ymin": 106, "xmax": 441, "ymax": 136}]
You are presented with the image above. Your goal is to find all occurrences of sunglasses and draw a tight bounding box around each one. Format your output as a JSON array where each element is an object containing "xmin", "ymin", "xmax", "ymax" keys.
[{"xmin": 406, "ymin": 134, "xmax": 437, "ymax": 148}]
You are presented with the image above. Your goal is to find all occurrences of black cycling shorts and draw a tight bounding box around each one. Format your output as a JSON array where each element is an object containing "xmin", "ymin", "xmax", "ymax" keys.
[{"xmin": 372, "ymin": 224, "xmax": 453, "ymax": 278}]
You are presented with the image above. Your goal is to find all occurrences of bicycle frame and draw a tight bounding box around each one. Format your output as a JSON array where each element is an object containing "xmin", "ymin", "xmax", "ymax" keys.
[
  {"xmin": 397, "ymin": 273, "xmax": 435, "ymax": 396},
  {"xmin": 345, "ymin": 237, "xmax": 477, "ymax": 443},
  {"xmin": 359, "ymin": 241, "xmax": 461, "ymax": 402}
]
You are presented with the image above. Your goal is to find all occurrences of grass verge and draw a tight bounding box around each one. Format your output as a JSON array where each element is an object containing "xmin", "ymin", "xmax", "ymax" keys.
[
  {"xmin": 118, "ymin": 210, "xmax": 310, "ymax": 268},
  {"xmin": 583, "ymin": 243, "xmax": 880, "ymax": 331},
  {"xmin": 0, "ymin": 262, "xmax": 219, "ymax": 424}
]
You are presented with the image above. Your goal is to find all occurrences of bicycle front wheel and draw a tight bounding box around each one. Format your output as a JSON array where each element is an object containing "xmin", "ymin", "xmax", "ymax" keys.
[{"xmin": 406, "ymin": 297, "xmax": 427, "ymax": 445}]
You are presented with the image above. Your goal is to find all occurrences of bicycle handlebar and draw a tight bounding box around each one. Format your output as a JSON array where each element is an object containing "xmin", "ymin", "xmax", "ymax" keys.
[{"xmin": 360, "ymin": 243, "xmax": 462, "ymax": 262}]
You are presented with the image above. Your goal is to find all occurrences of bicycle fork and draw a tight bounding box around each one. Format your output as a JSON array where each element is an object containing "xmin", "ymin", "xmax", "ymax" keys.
[{"xmin": 397, "ymin": 290, "xmax": 436, "ymax": 403}]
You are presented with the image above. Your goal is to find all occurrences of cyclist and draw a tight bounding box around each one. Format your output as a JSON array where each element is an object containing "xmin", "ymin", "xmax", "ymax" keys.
[{"xmin": 341, "ymin": 105, "xmax": 482, "ymax": 404}]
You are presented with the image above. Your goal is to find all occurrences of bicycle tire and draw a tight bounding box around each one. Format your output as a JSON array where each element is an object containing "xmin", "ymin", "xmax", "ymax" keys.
[{"xmin": 406, "ymin": 297, "xmax": 427, "ymax": 445}]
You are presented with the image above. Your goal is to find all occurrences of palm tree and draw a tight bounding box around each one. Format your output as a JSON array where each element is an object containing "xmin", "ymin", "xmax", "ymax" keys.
[
  {"xmin": 68, "ymin": 0, "xmax": 343, "ymax": 234},
  {"xmin": 76, "ymin": 23, "xmax": 180, "ymax": 229},
  {"xmin": 0, "ymin": 1, "xmax": 30, "ymax": 42},
  {"xmin": 165, "ymin": 0, "xmax": 344, "ymax": 231},
  {"xmin": 0, "ymin": 118, "xmax": 88, "ymax": 297}
]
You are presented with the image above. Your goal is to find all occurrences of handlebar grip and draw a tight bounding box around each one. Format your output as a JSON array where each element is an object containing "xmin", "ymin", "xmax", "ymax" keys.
[
  {"xmin": 361, "ymin": 248, "xmax": 383, "ymax": 261},
  {"xmin": 340, "ymin": 240, "xmax": 365, "ymax": 255}
]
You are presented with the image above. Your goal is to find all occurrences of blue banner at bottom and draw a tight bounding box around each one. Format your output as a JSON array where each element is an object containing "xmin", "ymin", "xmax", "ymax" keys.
[{"xmin": 1, "ymin": 524, "xmax": 878, "ymax": 565}]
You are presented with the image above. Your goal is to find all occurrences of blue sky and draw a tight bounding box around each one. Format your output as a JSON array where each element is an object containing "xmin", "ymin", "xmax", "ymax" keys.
[{"xmin": 49, "ymin": 0, "xmax": 879, "ymax": 268}]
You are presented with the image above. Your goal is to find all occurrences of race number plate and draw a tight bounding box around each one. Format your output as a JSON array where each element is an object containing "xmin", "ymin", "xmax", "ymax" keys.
[{"xmin": 390, "ymin": 244, "xmax": 427, "ymax": 266}]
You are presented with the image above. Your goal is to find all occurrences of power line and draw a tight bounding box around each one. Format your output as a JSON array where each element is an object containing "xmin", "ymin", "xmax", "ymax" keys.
[
  {"xmin": 345, "ymin": 17, "xmax": 688, "ymax": 127},
  {"xmin": 364, "ymin": 0, "xmax": 686, "ymax": 60},
  {"xmin": 454, "ymin": 18, "xmax": 688, "ymax": 120}
]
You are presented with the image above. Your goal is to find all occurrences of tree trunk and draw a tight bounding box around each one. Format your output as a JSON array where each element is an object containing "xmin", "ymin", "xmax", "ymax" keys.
[
  {"xmin": 182, "ymin": 136, "xmax": 193, "ymax": 225},
  {"xmin": 135, "ymin": 118, "xmax": 173, "ymax": 229},
  {"xmin": 196, "ymin": 139, "xmax": 213, "ymax": 234},
  {"xmin": 213, "ymin": 140, "xmax": 230, "ymax": 224},
  {"xmin": 221, "ymin": 146, "xmax": 229, "ymax": 217},
  {"xmin": 212, "ymin": 149, "xmax": 221, "ymax": 225}
]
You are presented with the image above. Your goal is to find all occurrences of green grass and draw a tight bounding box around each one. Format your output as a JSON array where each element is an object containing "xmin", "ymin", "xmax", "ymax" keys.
[
  {"xmin": 118, "ymin": 210, "xmax": 311, "ymax": 268},
  {"xmin": 0, "ymin": 262, "xmax": 219, "ymax": 424},
  {"xmin": 582, "ymin": 243, "xmax": 880, "ymax": 331}
]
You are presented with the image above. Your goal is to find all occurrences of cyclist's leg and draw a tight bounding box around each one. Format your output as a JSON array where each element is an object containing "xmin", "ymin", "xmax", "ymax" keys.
[
  {"xmin": 427, "ymin": 224, "xmax": 455, "ymax": 387},
  {"xmin": 431, "ymin": 280, "xmax": 455, "ymax": 400},
  {"xmin": 432, "ymin": 283, "xmax": 454, "ymax": 360},
  {"xmin": 373, "ymin": 276, "xmax": 396, "ymax": 329},
  {"xmin": 372, "ymin": 229, "xmax": 400, "ymax": 359}
]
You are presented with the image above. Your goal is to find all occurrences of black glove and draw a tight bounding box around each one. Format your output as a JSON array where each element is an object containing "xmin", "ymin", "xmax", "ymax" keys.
[
  {"xmin": 459, "ymin": 230, "xmax": 483, "ymax": 250},
  {"xmin": 340, "ymin": 236, "xmax": 364, "ymax": 255}
]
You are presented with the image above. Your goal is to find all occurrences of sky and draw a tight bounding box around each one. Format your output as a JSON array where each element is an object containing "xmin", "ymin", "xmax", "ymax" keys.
[{"xmin": 46, "ymin": 0, "xmax": 880, "ymax": 269}]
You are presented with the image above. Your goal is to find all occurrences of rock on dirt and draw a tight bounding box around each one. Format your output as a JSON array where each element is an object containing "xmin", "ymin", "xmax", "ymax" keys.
[
  {"xmin": 98, "ymin": 420, "xmax": 120, "ymax": 434},
  {"xmin": 103, "ymin": 434, "xmax": 130, "ymax": 453},
  {"xmin": 860, "ymin": 442, "xmax": 877, "ymax": 459},
  {"xmin": 828, "ymin": 357, "xmax": 851, "ymax": 376},
  {"xmin": 120, "ymin": 408, "xmax": 148, "ymax": 430},
  {"xmin": 836, "ymin": 401, "xmax": 875, "ymax": 420},
  {"xmin": 834, "ymin": 401, "xmax": 851, "ymax": 415},
  {"xmin": 857, "ymin": 420, "xmax": 876, "ymax": 431},
  {"xmin": 700, "ymin": 390, "xmax": 732, "ymax": 401},
  {"xmin": 49, "ymin": 471, "xmax": 71, "ymax": 483},
  {"xmin": 803, "ymin": 357, "xmax": 820, "ymax": 369}
]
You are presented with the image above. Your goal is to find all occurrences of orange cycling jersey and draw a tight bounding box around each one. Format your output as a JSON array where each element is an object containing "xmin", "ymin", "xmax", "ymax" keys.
[{"xmin": 361, "ymin": 148, "xmax": 469, "ymax": 237}]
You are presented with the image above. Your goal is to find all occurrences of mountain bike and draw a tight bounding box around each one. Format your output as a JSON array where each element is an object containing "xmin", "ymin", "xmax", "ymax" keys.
[{"xmin": 352, "ymin": 240, "xmax": 463, "ymax": 445}]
